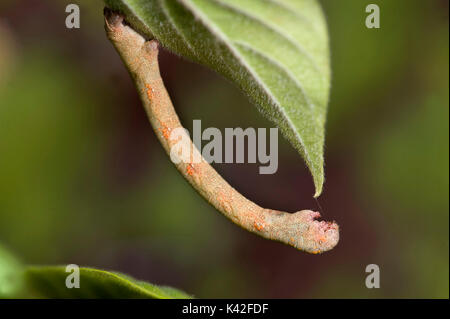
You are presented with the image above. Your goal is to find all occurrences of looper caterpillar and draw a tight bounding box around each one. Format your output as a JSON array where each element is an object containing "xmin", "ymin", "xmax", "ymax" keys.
[{"xmin": 104, "ymin": 9, "xmax": 339, "ymax": 254}]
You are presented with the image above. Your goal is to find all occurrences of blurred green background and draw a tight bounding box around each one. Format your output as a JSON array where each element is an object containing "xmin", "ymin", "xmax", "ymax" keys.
[{"xmin": 0, "ymin": 0, "xmax": 448, "ymax": 298}]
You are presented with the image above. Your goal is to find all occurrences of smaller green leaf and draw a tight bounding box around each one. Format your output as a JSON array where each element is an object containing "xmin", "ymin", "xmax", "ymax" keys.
[
  {"xmin": 25, "ymin": 266, "xmax": 192, "ymax": 299},
  {"xmin": 0, "ymin": 244, "xmax": 24, "ymax": 298}
]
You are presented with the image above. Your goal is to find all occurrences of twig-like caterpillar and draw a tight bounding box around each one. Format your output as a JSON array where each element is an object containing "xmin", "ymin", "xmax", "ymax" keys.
[{"xmin": 104, "ymin": 9, "xmax": 339, "ymax": 254}]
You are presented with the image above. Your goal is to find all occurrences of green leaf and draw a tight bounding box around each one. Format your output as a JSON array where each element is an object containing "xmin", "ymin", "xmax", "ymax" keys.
[
  {"xmin": 0, "ymin": 244, "xmax": 191, "ymax": 299},
  {"xmin": 25, "ymin": 266, "xmax": 192, "ymax": 299},
  {"xmin": 104, "ymin": 0, "xmax": 331, "ymax": 196},
  {"xmin": 0, "ymin": 244, "xmax": 24, "ymax": 298}
]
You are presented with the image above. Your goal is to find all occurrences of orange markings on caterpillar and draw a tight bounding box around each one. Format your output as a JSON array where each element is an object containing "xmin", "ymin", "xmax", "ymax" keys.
[
  {"xmin": 254, "ymin": 221, "xmax": 265, "ymax": 231},
  {"xmin": 186, "ymin": 164, "xmax": 195, "ymax": 176},
  {"xmin": 161, "ymin": 126, "xmax": 170, "ymax": 139},
  {"xmin": 156, "ymin": 119, "xmax": 171, "ymax": 140},
  {"xmin": 145, "ymin": 83, "xmax": 153, "ymax": 101}
]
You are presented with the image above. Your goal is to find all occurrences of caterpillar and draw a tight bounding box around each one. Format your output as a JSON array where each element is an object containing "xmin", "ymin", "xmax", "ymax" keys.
[{"xmin": 104, "ymin": 9, "xmax": 339, "ymax": 254}]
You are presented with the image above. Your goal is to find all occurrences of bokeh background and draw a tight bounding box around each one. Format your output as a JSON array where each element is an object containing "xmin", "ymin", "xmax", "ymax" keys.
[{"xmin": 0, "ymin": 0, "xmax": 448, "ymax": 298}]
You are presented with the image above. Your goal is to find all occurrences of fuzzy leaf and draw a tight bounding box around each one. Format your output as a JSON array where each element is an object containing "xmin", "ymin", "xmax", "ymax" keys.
[
  {"xmin": 105, "ymin": 0, "xmax": 331, "ymax": 196},
  {"xmin": 25, "ymin": 266, "xmax": 192, "ymax": 299}
]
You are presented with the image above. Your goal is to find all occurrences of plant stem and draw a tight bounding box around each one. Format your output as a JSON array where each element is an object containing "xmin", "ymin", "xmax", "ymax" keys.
[{"xmin": 104, "ymin": 9, "xmax": 339, "ymax": 254}]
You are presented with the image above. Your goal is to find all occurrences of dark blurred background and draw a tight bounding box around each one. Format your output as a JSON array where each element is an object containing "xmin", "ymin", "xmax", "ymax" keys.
[{"xmin": 0, "ymin": 0, "xmax": 448, "ymax": 298}]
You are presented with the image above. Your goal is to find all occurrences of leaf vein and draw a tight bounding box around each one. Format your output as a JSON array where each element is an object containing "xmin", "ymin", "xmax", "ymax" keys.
[
  {"xmin": 209, "ymin": 0, "xmax": 323, "ymax": 77},
  {"xmin": 234, "ymin": 39, "xmax": 315, "ymax": 112}
]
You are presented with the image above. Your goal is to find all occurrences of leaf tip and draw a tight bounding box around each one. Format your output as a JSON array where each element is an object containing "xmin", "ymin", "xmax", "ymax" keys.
[{"xmin": 312, "ymin": 165, "xmax": 324, "ymax": 198}]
